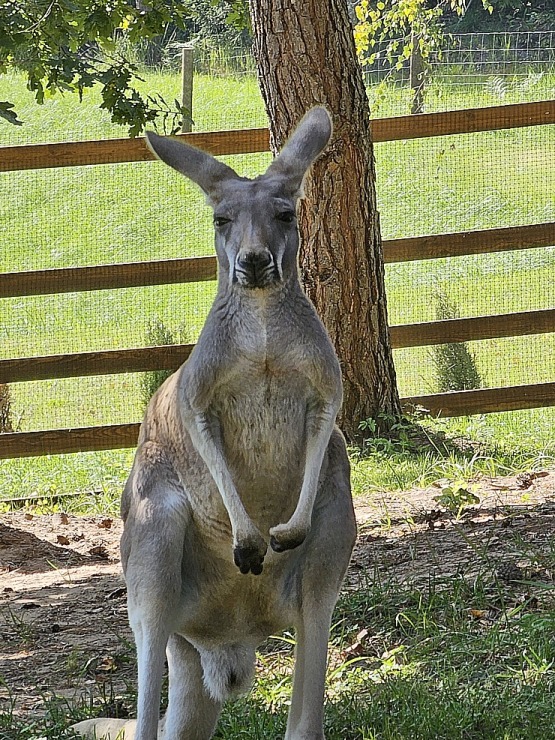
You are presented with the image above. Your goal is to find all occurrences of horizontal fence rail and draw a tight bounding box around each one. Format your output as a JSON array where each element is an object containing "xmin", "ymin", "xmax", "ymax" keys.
[
  {"xmin": 0, "ymin": 101, "xmax": 553, "ymax": 172},
  {"xmin": 404, "ymin": 382, "xmax": 555, "ymax": 418},
  {"xmin": 3, "ymin": 380, "xmax": 555, "ymax": 459},
  {"xmin": 1, "ymin": 223, "xmax": 553, "ymax": 299},
  {"xmin": 0, "ymin": 128, "xmax": 271, "ymax": 172},
  {"xmin": 383, "ymin": 223, "xmax": 555, "ymax": 263},
  {"xmin": 390, "ymin": 308, "xmax": 555, "ymax": 349},
  {"xmin": 0, "ymin": 424, "xmax": 140, "ymax": 459},
  {"xmin": 0, "ymin": 345, "xmax": 195, "ymax": 384},
  {"xmin": 1, "ymin": 100, "xmax": 554, "ymax": 458},
  {"xmin": 0, "ymin": 257, "xmax": 217, "ymax": 298},
  {"xmin": 2, "ymin": 308, "xmax": 555, "ymax": 384}
]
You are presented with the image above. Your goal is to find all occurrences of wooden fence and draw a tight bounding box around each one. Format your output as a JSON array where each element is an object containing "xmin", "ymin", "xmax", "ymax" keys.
[{"xmin": 1, "ymin": 100, "xmax": 554, "ymax": 459}]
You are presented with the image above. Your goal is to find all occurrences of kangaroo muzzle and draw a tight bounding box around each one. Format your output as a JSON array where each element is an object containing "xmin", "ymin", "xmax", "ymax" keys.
[{"xmin": 234, "ymin": 249, "xmax": 278, "ymax": 288}]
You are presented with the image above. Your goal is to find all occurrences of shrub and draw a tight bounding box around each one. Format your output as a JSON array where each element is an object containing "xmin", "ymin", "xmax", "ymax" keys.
[
  {"xmin": 0, "ymin": 383, "xmax": 13, "ymax": 433},
  {"xmin": 141, "ymin": 318, "xmax": 189, "ymax": 409},
  {"xmin": 432, "ymin": 292, "xmax": 483, "ymax": 392}
]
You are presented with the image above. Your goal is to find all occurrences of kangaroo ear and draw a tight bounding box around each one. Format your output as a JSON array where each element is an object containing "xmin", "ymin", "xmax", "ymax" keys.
[
  {"xmin": 264, "ymin": 107, "xmax": 332, "ymax": 196},
  {"xmin": 145, "ymin": 131, "xmax": 238, "ymax": 198}
]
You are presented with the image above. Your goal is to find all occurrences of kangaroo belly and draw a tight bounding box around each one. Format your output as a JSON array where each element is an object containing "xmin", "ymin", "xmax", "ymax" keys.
[{"xmin": 177, "ymin": 555, "xmax": 296, "ymax": 645}]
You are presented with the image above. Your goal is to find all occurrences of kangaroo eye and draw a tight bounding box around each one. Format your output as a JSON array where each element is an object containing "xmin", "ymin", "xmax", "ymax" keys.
[
  {"xmin": 276, "ymin": 211, "xmax": 295, "ymax": 224},
  {"xmin": 214, "ymin": 216, "xmax": 231, "ymax": 228}
]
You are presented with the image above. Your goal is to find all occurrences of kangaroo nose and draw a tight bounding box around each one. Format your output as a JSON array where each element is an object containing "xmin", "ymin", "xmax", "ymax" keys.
[
  {"xmin": 237, "ymin": 250, "xmax": 273, "ymax": 270},
  {"xmin": 235, "ymin": 249, "xmax": 277, "ymax": 288}
]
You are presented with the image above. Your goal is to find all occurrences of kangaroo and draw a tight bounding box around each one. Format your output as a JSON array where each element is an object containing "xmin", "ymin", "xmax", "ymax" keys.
[{"xmin": 71, "ymin": 107, "xmax": 356, "ymax": 740}]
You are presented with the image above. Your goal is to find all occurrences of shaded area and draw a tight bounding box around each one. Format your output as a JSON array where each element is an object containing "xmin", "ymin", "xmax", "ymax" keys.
[{"xmin": 0, "ymin": 472, "xmax": 554, "ymax": 723}]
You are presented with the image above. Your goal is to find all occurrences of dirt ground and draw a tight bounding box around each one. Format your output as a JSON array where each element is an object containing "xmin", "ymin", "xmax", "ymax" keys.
[{"xmin": 1, "ymin": 470, "xmax": 555, "ymax": 718}]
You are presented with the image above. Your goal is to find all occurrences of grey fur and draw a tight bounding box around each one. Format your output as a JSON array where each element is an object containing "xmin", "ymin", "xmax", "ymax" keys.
[{"xmin": 71, "ymin": 107, "xmax": 356, "ymax": 740}]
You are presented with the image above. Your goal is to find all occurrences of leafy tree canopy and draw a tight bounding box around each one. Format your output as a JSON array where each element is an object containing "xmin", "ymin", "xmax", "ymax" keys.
[
  {"xmin": 446, "ymin": 0, "xmax": 555, "ymax": 33},
  {"xmin": 0, "ymin": 0, "xmax": 245, "ymax": 135},
  {"xmin": 354, "ymin": 0, "xmax": 494, "ymax": 67},
  {"xmin": 354, "ymin": 0, "xmax": 554, "ymax": 68}
]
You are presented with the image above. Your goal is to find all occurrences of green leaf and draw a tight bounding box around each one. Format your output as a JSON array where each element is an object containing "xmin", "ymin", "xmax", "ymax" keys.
[{"xmin": 0, "ymin": 101, "xmax": 23, "ymax": 125}]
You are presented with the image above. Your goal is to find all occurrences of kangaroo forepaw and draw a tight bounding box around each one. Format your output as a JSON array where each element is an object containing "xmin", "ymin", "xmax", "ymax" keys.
[
  {"xmin": 233, "ymin": 533, "xmax": 267, "ymax": 575},
  {"xmin": 269, "ymin": 522, "xmax": 308, "ymax": 553}
]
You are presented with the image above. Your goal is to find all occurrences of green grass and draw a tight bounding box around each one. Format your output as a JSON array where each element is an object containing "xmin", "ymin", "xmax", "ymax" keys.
[
  {"xmin": 0, "ymin": 69, "xmax": 554, "ymax": 496},
  {"xmin": 367, "ymin": 68, "xmax": 555, "ymax": 117},
  {"xmin": 0, "ymin": 70, "xmax": 267, "ymax": 145},
  {"xmin": 352, "ymin": 412, "xmax": 555, "ymax": 497},
  {"xmin": 2, "ymin": 64, "xmax": 555, "ymax": 740}
]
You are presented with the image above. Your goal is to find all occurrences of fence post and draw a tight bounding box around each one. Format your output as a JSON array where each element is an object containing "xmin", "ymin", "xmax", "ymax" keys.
[{"xmin": 181, "ymin": 45, "xmax": 194, "ymax": 133}]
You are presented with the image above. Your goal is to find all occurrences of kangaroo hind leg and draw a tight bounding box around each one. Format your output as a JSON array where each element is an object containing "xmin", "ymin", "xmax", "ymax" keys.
[
  {"xmin": 122, "ymin": 442, "xmax": 191, "ymax": 740},
  {"xmin": 286, "ymin": 432, "xmax": 356, "ymax": 740},
  {"xmin": 162, "ymin": 634, "xmax": 226, "ymax": 740}
]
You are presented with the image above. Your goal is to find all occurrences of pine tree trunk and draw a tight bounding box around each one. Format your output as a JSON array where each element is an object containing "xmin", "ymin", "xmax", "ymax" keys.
[{"xmin": 249, "ymin": 0, "xmax": 401, "ymax": 441}]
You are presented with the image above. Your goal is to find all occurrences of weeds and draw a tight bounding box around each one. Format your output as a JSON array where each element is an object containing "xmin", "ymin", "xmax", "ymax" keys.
[{"xmin": 2, "ymin": 605, "xmax": 38, "ymax": 646}]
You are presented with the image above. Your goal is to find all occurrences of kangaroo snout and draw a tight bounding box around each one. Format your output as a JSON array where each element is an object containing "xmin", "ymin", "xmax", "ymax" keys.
[{"xmin": 234, "ymin": 248, "xmax": 277, "ymax": 288}]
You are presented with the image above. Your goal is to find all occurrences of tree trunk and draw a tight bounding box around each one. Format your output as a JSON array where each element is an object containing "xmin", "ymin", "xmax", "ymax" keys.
[
  {"xmin": 410, "ymin": 31, "xmax": 427, "ymax": 114},
  {"xmin": 248, "ymin": 0, "xmax": 401, "ymax": 441}
]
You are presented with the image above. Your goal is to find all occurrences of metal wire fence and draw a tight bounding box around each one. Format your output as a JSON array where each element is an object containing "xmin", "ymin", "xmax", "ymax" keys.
[
  {"xmin": 0, "ymin": 33, "xmax": 554, "ymax": 455},
  {"xmin": 362, "ymin": 31, "xmax": 555, "ymax": 115},
  {"xmin": 363, "ymin": 31, "xmax": 555, "ymax": 80}
]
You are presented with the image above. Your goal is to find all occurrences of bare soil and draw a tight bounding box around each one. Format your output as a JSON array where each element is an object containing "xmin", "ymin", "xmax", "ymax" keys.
[{"xmin": 1, "ymin": 470, "xmax": 555, "ymax": 718}]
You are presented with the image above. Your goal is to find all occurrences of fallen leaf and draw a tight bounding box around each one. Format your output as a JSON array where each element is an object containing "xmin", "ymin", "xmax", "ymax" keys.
[
  {"xmin": 107, "ymin": 587, "xmax": 127, "ymax": 600},
  {"xmin": 98, "ymin": 518, "xmax": 113, "ymax": 529},
  {"xmin": 56, "ymin": 535, "xmax": 70, "ymax": 545},
  {"xmin": 516, "ymin": 473, "xmax": 534, "ymax": 489},
  {"xmin": 343, "ymin": 641, "xmax": 365, "ymax": 658},
  {"xmin": 342, "ymin": 627, "xmax": 370, "ymax": 658},
  {"xmin": 96, "ymin": 656, "xmax": 117, "ymax": 673},
  {"xmin": 89, "ymin": 545, "xmax": 109, "ymax": 558}
]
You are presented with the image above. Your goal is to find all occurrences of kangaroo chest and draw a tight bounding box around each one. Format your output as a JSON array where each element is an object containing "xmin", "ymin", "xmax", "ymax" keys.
[
  {"xmin": 211, "ymin": 364, "xmax": 309, "ymax": 503},
  {"xmin": 210, "ymin": 315, "xmax": 317, "ymax": 525}
]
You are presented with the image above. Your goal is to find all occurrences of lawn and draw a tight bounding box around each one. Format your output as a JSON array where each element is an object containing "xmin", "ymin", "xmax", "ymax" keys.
[{"xmin": 0, "ymin": 68, "xmax": 554, "ymax": 487}]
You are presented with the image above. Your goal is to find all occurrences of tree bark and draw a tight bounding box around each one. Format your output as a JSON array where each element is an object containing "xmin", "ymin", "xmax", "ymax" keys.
[
  {"xmin": 248, "ymin": 0, "xmax": 401, "ymax": 441},
  {"xmin": 410, "ymin": 31, "xmax": 427, "ymax": 114}
]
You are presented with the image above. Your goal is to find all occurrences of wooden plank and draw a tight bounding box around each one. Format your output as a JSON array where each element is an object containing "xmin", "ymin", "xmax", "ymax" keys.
[
  {"xmin": 401, "ymin": 382, "xmax": 555, "ymax": 417},
  {"xmin": 0, "ymin": 344, "xmax": 194, "ymax": 384},
  {"xmin": 383, "ymin": 223, "xmax": 555, "ymax": 263},
  {"xmin": 4, "ymin": 380, "xmax": 555, "ymax": 457},
  {"xmin": 372, "ymin": 99, "xmax": 555, "ymax": 142},
  {"xmin": 2, "ymin": 223, "xmax": 553, "ymax": 298},
  {"xmin": 0, "ymin": 100, "xmax": 552, "ymax": 173},
  {"xmin": 0, "ymin": 256, "xmax": 217, "ymax": 298},
  {"xmin": 3, "ymin": 308, "xmax": 554, "ymax": 384},
  {"xmin": 0, "ymin": 128, "xmax": 271, "ymax": 172},
  {"xmin": 391, "ymin": 308, "xmax": 555, "ymax": 349},
  {"xmin": 0, "ymin": 424, "xmax": 140, "ymax": 459}
]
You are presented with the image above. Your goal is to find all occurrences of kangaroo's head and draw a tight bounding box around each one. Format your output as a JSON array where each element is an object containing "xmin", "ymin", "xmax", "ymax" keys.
[{"xmin": 146, "ymin": 107, "xmax": 332, "ymax": 290}]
